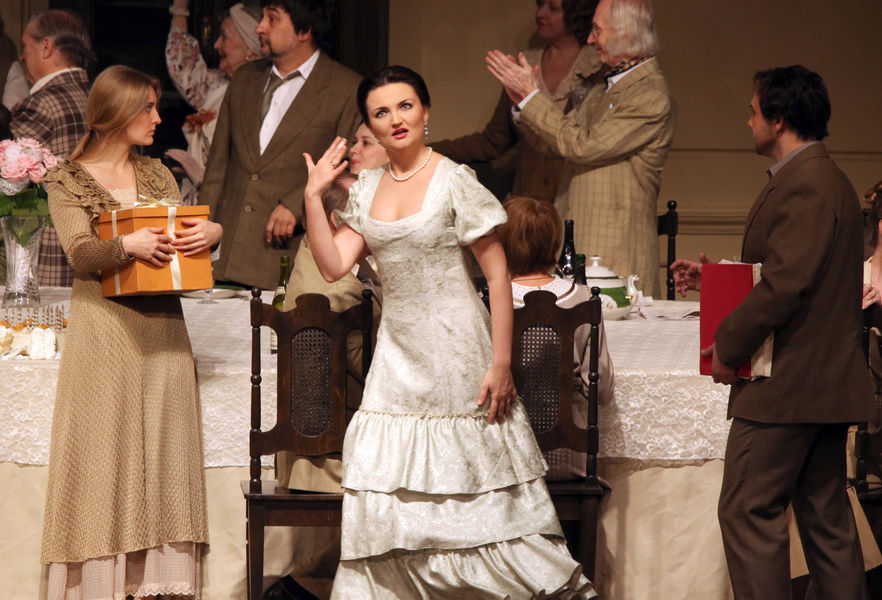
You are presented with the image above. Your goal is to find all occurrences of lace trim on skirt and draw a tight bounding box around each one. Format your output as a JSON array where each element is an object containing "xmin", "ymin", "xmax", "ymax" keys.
[{"xmin": 46, "ymin": 541, "xmax": 202, "ymax": 600}]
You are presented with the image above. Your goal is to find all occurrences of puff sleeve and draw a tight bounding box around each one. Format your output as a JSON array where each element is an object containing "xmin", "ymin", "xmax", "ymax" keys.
[
  {"xmin": 449, "ymin": 164, "xmax": 507, "ymax": 246},
  {"xmin": 333, "ymin": 169, "xmax": 372, "ymax": 236}
]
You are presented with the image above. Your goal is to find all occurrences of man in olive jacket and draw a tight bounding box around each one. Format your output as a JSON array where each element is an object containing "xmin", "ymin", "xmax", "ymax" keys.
[
  {"xmin": 673, "ymin": 66, "xmax": 873, "ymax": 599},
  {"xmin": 201, "ymin": 0, "xmax": 360, "ymax": 289}
]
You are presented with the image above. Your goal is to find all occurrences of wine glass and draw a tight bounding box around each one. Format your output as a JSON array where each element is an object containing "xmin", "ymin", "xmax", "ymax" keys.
[{"xmin": 199, "ymin": 288, "xmax": 217, "ymax": 304}]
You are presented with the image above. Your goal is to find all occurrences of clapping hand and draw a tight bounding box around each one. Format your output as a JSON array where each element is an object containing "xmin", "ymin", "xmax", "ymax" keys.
[
  {"xmin": 670, "ymin": 252, "xmax": 711, "ymax": 297},
  {"xmin": 485, "ymin": 50, "xmax": 540, "ymax": 105}
]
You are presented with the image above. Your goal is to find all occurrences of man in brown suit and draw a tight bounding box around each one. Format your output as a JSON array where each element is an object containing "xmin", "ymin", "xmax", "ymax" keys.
[
  {"xmin": 11, "ymin": 9, "xmax": 91, "ymax": 287},
  {"xmin": 487, "ymin": 0, "xmax": 675, "ymax": 297},
  {"xmin": 201, "ymin": 0, "xmax": 361, "ymax": 290},
  {"xmin": 673, "ymin": 66, "xmax": 874, "ymax": 599}
]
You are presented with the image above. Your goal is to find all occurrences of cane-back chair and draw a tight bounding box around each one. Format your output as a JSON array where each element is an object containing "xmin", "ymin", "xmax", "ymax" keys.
[
  {"xmin": 511, "ymin": 286, "xmax": 605, "ymax": 580},
  {"xmin": 242, "ymin": 288, "xmax": 373, "ymax": 600}
]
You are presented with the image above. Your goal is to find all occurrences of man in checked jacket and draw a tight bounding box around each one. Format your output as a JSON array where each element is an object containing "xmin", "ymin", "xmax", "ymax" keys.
[{"xmin": 11, "ymin": 9, "xmax": 91, "ymax": 287}]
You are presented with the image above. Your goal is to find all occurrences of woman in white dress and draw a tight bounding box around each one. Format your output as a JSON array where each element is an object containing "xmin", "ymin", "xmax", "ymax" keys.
[{"xmin": 304, "ymin": 65, "xmax": 596, "ymax": 599}]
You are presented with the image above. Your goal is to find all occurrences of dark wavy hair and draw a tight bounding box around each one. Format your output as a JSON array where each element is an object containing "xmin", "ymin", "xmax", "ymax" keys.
[
  {"xmin": 28, "ymin": 9, "xmax": 93, "ymax": 70},
  {"xmin": 261, "ymin": 0, "xmax": 330, "ymax": 48},
  {"xmin": 357, "ymin": 65, "xmax": 431, "ymax": 124},
  {"xmin": 753, "ymin": 65, "xmax": 830, "ymax": 141},
  {"xmin": 562, "ymin": 0, "xmax": 598, "ymax": 43}
]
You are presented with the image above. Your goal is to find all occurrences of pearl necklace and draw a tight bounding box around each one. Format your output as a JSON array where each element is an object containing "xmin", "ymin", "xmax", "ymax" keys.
[{"xmin": 387, "ymin": 147, "xmax": 433, "ymax": 182}]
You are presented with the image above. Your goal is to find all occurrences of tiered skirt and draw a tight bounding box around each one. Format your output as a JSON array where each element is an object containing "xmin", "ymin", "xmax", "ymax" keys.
[{"xmin": 331, "ymin": 402, "xmax": 597, "ymax": 599}]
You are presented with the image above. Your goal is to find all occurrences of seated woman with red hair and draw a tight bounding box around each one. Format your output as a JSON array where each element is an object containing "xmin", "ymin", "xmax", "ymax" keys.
[{"xmin": 498, "ymin": 196, "xmax": 615, "ymax": 480}]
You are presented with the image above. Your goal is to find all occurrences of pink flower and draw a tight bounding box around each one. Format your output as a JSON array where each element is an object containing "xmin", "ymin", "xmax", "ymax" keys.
[
  {"xmin": 27, "ymin": 162, "xmax": 47, "ymax": 183},
  {"xmin": 41, "ymin": 149, "xmax": 58, "ymax": 169},
  {"xmin": 18, "ymin": 138, "xmax": 41, "ymax": 149},
  {"xmin": 5, "ymin": 153, "xmax": 40, "ymax": 183},
  {"xmin": 1, "ymin": 160, "xmax": 27, "ymax": 182}
]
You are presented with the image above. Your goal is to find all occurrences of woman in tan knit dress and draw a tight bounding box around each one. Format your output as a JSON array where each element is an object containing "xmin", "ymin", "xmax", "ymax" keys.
[{"xmin": 40, "ymin": 65, "xmax": 222, "ymax": 599}]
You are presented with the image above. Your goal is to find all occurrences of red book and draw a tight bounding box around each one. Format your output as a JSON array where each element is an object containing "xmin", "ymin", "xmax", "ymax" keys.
[{"xmin": 699, "ymin": 262, "xmax": 773, "ymax": 378}]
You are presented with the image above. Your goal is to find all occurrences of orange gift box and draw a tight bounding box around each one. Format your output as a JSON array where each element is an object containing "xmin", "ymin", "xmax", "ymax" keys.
[{"xmin": 97, "ymin": 205, "xmax": 213, "ymax": 297}]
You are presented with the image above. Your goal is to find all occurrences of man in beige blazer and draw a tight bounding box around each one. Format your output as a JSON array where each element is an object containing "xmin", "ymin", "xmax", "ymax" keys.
[
  {"xmin": 673, "ymin": 66, "xmax": 874, "ymax": 599},
  {"xmin": 201, "ymin": 0, "xmax": 361, "ymax": 290},
  {"xmin": 487, "ymin": 0, "xmax": 675, "ymax": 297}
]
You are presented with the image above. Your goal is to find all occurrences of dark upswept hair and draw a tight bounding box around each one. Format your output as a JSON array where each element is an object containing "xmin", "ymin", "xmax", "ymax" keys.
[
  {"xmin": 498, "ymin": 196, "xmax": 563, "ymax": 277},
  {"xmin": 260, "ymin": 0, "xmax": 330, "ymax": 48},
  {"xmin": 864, "ymin": 180, "xmax": 882, "ymax": 252},
  {"xmin": 561, "ymin": 0, "xmax": 599, "ymax": 44},
  {"xmin": 357, "ymin": 65, "xmax": 431, "ymax": 124},
  {"xmin": 27, "ymin": 9, "xmax": 93, "ymax": 70},
  {"xmin": 753, "ymin": 65, "xmax": 830, "ymax": 141}
]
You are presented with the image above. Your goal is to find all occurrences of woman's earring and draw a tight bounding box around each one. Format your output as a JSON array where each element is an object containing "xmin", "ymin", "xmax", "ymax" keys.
[{"xmin": 423, "ymin": 121, "xmax": 429, "ymax": 143}]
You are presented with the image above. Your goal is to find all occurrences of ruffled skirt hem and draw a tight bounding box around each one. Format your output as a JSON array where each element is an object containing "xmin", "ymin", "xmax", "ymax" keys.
[
  {"xmin": 340, "ymin": 478, "xmax": 563, "ymax": 559},
  {"xmin": 331, "ymin": 533, "xmax": 595, "ymax": 600},
  {"xmin": 342, "ymin": 402, "xmax": 547, "ymax": 494}
]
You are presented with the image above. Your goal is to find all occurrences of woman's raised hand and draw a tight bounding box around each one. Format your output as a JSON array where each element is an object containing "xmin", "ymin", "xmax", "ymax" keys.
[
  {"xmin": 477, "ymin": 363, "xmax": 518, "ymax": 425},
  {"xmin": 172, "ymin": 218, "xmax": 223, "ymax": 256},
  {"xmin": 122, "ymin": 226, "xmax": 175, "ymax": 267},
  {"xmin": 304, "ymin": 136, "xmax": 350, "ymax": 200}
]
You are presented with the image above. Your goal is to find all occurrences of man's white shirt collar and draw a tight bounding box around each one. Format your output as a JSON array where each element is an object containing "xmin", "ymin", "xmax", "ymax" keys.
[{"xmin": 30, "ymin": 67, "xmax": 83, "ymax": 94}]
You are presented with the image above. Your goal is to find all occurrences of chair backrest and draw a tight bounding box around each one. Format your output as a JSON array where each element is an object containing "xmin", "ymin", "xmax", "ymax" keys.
[
  {"xmin": 658, "ymin": 200, "xmax": 679, "ymax": 300},
  {"xmin": 512, "ymin": 287, "xmax": 602, "ymax": 484},
  {"xmin": 855, "ymin": 324, "xmax": 882, "ymax": 494},
  {"xmin": 248, "ymin": 288, "xmax": 373, "ymax": 491}
]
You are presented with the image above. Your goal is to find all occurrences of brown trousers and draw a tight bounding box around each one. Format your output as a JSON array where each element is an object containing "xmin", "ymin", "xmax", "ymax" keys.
[{"xmin": 718, "ymin": 418, "xmax": 866, "ymax": 600}]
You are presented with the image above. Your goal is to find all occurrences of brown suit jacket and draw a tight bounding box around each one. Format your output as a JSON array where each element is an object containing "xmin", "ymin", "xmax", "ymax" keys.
[
  {"xmin": 716, "ymin": 143, "xmax": 874, "ymax": 424},
  {"xmin": 519, "ymin": 58, "xmax": 676, "ymax": 297},
  {"xmin": 201, "ymin": 54, "xmax": 361, "ymax": 289}
]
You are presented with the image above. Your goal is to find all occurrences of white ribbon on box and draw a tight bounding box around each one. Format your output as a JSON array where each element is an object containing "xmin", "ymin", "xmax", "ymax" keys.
[
  {"xmin": 165, "ymin": 206, "xmax": 183, "ymax": 290},
  {"xmin": 111, "ymin": 197, "xmax": 183, "ymax": 295}
]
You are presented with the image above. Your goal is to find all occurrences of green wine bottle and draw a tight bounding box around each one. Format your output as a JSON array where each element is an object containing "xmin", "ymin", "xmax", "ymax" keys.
[{"xmin": 270, "ymin": 256, "xmax": 291, "ymax": 354}]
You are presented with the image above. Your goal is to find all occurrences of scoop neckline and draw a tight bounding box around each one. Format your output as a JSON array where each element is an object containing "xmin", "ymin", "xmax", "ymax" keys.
[{"xmin": 365, "ymin": 156, "xmax": 446, "ymax": 225}]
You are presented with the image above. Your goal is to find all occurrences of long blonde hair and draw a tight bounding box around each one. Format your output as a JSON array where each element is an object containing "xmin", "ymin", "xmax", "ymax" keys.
[{"xmin": 69, "ymin": 65, "xmax": 161, "ymax": 161}]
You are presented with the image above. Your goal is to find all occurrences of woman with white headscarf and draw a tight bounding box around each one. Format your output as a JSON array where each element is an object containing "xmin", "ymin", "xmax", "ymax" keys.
[{"xmin": 165, "ymin": 0, "xmax": 261, "ymax": 204}]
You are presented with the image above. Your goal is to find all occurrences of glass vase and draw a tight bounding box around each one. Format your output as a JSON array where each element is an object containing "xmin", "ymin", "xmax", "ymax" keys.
[{"xmin": 2, "ymin": 215, "xmax": 45, "ymax": 307}]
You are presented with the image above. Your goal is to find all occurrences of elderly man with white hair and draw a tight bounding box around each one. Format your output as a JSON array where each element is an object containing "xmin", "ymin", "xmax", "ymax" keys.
[{"xmin": 487, "ymin": 0, "xmax": 675, "ymax": 297}]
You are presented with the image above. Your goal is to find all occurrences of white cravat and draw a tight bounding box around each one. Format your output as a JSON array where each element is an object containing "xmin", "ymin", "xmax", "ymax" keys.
[{"xmin": 258, "ymin": 50, "xmax": 320, "ymax": 154}]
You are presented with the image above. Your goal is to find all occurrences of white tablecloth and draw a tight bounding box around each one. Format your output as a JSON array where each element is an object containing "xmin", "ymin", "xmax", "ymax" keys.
[
  {"xmin": 0, "ymin": 292, "xmax": 736, "ymax": 600},
  {"xmin": 602, "ymin": 304, "xmax": 731, "ymax": 460},
  {"xmin": 1, "ymin": 288, "xmax": 277, "ymax": 467},
  {"xmin": 4, "ymin": 295, "xmax": 727, "ymax": 467}
]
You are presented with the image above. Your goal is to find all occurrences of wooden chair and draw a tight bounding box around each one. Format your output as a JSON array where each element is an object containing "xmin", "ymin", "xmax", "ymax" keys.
[
  {"xmin": 658, "ymin": 200, "xmax": 679, "ymax": 300},
  {"xmin": 854, "ymin": 323, "xmax": 882, "ymax": 521},
  {"xmin": 512, "ymin": 286, "xmax": 605, "ymax": 581},
  {"xmin": 242, "ymin": 288, "xmax": 373, "ymax": 600}
]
